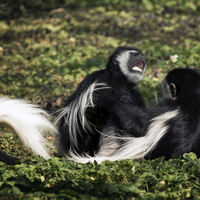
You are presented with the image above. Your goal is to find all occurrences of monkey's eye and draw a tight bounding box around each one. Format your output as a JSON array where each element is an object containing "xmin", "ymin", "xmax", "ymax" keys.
[
  {"xmin": 132, "ymin": 52, "xmax": 140, "ymax": 56},
  {"xmin": 169, "ymin": 82, "xmax": 177, "ymax": 97},
  {"xmin": 112, "ymin": 57, "xmax": 119, "ymax": 65},
  {"xmin": 132, "ymin": 61, "xmax": 144, "ymax": 72}
]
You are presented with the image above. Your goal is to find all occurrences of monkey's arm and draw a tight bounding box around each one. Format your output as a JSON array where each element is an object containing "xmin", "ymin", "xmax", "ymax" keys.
[
  {"xmin": 110, "ymin": 72, "xmax": 146, "ymax": 108},
  {"xmin": 99, "ymin": 95, "xmax": 145, "ymax": 137}
]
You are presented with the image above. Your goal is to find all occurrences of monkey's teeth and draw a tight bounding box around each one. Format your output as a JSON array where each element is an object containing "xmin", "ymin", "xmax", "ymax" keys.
[{"xmin": 132, "ymin": 66, "xmax": 142, "ymax": 72}]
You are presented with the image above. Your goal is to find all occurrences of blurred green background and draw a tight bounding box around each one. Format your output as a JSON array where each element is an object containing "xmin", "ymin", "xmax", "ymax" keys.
[
  {"xmin": 1, "ymin": 0, "xmax": 200, "ymax": 109},
  {"xmin": 1, "ymin": 1, "xmax": 200, "ymax": 199}
]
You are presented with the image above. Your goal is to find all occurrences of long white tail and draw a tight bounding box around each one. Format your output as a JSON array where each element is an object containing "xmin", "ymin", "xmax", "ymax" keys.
[
  {"xmin": 68, "ymin": 110, "xmax": 179, "ymax": 163},
  {"xmin": 0, "ymin": 98, "xmax": 57, "ymax": 159},
  {"xmin": 55, "ymin": 82, "xmax": 110, "ymax": 150}
]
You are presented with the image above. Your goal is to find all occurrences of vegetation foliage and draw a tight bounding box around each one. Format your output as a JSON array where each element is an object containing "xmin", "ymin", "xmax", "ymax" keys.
[{"xmin": 1, "ymin": 0, "xmax": 200, "ymax": 199}]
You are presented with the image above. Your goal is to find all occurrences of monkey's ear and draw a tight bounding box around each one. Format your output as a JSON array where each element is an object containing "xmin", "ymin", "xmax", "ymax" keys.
[
  {"xmin": 112, "ymin": 57, "xmax": 118, "ymax": 65},
  {"xmin": 169, "ymin": 82, "xmax": 177, "ymax": 98}
]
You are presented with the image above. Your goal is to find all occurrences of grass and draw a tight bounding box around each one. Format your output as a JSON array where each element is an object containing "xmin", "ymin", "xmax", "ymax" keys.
[
  {"xmin": 1, "ymin": 0, "xmax": 200, "ymax": 199},
  {"xmin": 1, "ymin": 153, "xmax": 200, "ymax": 199}
]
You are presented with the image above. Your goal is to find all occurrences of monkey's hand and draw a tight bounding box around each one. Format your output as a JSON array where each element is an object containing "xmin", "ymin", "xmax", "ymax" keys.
[{"xmin": 119, "ymin": 94, "xmax": 133, "ymax": 103}]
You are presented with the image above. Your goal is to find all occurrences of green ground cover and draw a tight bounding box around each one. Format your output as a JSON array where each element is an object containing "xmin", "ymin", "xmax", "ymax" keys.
[{"xmin": 1, "ymin": 0, "xmax": 200, "ymax": 199}]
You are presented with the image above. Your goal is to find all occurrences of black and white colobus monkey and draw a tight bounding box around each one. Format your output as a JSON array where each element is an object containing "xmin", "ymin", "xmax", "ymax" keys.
[
  {"xmin": 0, "ymin": 98, "xmax": 56, "ymax": 164},
  {"xmin": 69, "ymin": 68, "xmax": 200, "ymax": 163},
  {"xmin": 56, "ymin": 47, "xmax": 147, "ymax": 156}
]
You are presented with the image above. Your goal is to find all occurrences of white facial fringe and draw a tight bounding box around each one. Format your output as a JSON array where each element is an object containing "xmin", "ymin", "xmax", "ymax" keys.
[
  {"xmin": 68, "ymin": 109, "xmax": 179, "ymax": 164},
  {"xmin": 117, "ymin": 50, "xmax": 146, "ymax": 84},
  {"xmin": 56, "ymin": 82, "xmax": 110, "ymax": 149},
  {"xmin": 0, "ymin": 98, "xmax": 56, "ymax": 159}
]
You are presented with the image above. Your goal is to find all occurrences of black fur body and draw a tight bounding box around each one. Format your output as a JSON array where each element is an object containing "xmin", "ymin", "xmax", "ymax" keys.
[
  {"xmin": 69, "ymin": 68, "xmax": 200, "ymax": 163},
  {"xmin": 57, "ymin": 47, "xmax": 147, "ymax": 156}
]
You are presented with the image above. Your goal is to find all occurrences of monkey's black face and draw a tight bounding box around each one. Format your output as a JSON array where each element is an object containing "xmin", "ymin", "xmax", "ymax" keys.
[
  {"xmin": 116, "ymin": 48, "xmax": 146, "ymax": 84},
  {"xmin": 162, "ymin": 68, "xmax": 200, "ymax": 101},
  {"xmin": 107, "ymin": 47, "xmax": 147, "ymax": 84},
  {"xmin": 127, "ymin": 51, "xmax": 146, "ymax": 74}
]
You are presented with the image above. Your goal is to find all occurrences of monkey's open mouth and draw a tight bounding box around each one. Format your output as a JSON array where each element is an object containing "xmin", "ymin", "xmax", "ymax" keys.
[{"xmin": 132, "ymin": 61, "xmax": 145, "ymax": 72}]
